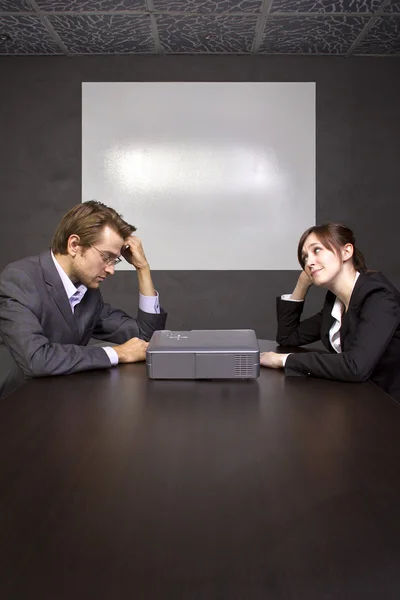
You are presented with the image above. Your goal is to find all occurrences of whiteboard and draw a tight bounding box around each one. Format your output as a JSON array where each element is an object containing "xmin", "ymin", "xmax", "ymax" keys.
[{"xmin": 82, "ymin": 82, "xmax": 315, "ymax": 270}]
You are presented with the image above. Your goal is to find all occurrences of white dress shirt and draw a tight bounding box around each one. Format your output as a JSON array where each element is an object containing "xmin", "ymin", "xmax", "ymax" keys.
[
  {"xmin": 280, "ymin": 272, "xmax": 360, "ymax": 365},
  {"xmin": 51, "ymin": 252, "xmax": 160, "ymax": 366}
]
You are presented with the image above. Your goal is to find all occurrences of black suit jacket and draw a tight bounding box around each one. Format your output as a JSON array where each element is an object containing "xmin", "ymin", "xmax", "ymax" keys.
[
  {"xmin": 0, "ymin": 250, "xmax": 167, "ymax": 385},
  {"xmin": 276, "ymin": 271, "xmax": 400, "ymax": 401}
]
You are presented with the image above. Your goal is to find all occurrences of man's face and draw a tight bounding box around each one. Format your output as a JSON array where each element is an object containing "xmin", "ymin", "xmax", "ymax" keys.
[{"xmin": 71, "ymin": 226, "xmax": 124, "ymax": 289}]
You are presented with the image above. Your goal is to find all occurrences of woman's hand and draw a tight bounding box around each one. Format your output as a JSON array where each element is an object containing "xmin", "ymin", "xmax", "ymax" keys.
[
  {"xmin": 260, "ymin": 352, "xmax": 287, "ymax": 369},
  {"xmin": 290, "ymin": 270, "xmax": 313, "ymax": 300},
  {"xmin": 298, "ymin": 269, "xmax": 313, "ymax": 288}
]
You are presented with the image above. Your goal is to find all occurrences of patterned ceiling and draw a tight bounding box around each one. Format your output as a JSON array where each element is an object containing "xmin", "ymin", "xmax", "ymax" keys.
[{"xmin": 0, "ymin": 0, "xmax": 399, "ymax": 55}]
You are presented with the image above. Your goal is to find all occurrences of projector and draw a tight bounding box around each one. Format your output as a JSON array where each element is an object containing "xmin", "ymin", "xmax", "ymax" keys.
[{"xmin": 146, "ymin": 329, "xmax": 260, "ymax": 380}]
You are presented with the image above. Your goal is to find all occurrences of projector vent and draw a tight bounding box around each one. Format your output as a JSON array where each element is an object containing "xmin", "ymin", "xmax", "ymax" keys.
[{"xmin": 234, "ymin": 354, "xmax": 254, "ymax": 378}]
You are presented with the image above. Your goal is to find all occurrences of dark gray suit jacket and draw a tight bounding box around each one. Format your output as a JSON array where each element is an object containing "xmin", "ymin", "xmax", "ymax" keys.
[{"xmin": 0, "ymin": 250, "xmax": 167, "ymax": 395}]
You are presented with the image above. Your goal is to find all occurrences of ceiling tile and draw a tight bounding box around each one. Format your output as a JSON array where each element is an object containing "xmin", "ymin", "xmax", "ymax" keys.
[
  {"xmin": 35, "ymin": 0, "xmax": 146, "ymax": 10},
  {"xmin": 153, "ymin": 0, "xmax": 262, "ymax": 12},
  {"xmin": 48, "ymin": 14, "xmax": 155, "ymax": 53},
  {"xmin": 0, "ymin": 0, "xmax": 32, "ymax": 11},
  {"xmin": 0, "ymin": 0, "xmax": 397, "ymax": 54},
  {"xmin": 383, "ymin": 1, "xmax": 400, "ymax": 12},
  {"xmin": 157, "ymin": 14, "xmax": 258, "ymax": 52},
  {"xmin": 271, "ymin": 0, "xmax": 384, "ymax": 13},
  {"xmin": 260, "ymin": 15, "xmax": 367, "ymax": 53},
  {"xmin": 355, "ymin": 15, "xmax": 400, "ymax": 53},
  {"xmin": 0, "ymin": 15, "xmax": 62, "ymax": 53}
]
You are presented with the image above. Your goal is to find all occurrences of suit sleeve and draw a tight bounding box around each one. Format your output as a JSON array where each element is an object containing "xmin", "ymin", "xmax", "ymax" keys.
[
  {"xmin": 91, "ymin": 298, "xmax": 167, "ymax": 344},
  {"xmin": 0, "ymin": 267, "xmax": 112, "ymax": 377},
  {"xmin": 276, "ymin": 296, "xmax": 323, "ymax": 346},
  {"xmin": 285, "ymin": 287, "xmax": 400, "ymax": 382}
]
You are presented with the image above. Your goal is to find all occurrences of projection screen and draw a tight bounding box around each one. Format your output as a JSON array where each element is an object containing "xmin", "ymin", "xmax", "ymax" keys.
[{"xmin": 82, "ymin": 82, "xmax": 315, "ymax": 270}]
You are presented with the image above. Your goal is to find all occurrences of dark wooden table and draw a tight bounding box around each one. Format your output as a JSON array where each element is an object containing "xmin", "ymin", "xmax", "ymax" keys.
[{"xmin": 1, "ymin": 340, "xmax": 400, "ymax": 600}]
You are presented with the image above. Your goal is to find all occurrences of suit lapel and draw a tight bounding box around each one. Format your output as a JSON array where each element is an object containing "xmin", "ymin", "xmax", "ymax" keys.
[
  {"xmin": 73, "ymin": 294, "xmax": 92, "ymax": 338},
  {"xmin": 340, "ymin": 312, "xmax": 350, "ymax": 347},
  {"xmin": 39, "ymin": 250, "xmax": 79, "ymax": 335},
  {"xmin": 340, "ymin": 272, "xmax": 364, "ymax": 348},
  {"xmin": 321, "ymin": 294, "xmax": 336, "ymax": 351},
  {"xmin": 321, "ymin": 317, "xmax": 334, "ymax": 350}
]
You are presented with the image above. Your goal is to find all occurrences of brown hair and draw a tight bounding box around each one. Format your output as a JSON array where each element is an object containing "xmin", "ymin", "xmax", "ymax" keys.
[
  {"xmin": 51, "ymin": 201, "xmax": 136, "ymax": 254},
  {"xmin": 297, "ymin": 223, "xmax": 367, "ymax": 271}
]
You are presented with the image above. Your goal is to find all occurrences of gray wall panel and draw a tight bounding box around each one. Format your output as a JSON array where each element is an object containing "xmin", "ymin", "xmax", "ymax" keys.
[{"xmin": 0, "ymin": 56, "xmax": 399, "ymax": 339}]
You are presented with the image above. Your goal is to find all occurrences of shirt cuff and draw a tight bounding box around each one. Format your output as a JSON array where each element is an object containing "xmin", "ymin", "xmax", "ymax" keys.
[
  {"xmin": 139, "ymin": 291, "xmax": 160, "ymax": 314},
  {"xmin": 281, "ymin": 353, "xmax": 291, "ymax": 366},
  {"xmin": 102, "ymin": 346, "xmax": 119, "ymax": 366},
  {"xmin": 281, "ymin": 294, "xmax": 304, "ymax": 302}
]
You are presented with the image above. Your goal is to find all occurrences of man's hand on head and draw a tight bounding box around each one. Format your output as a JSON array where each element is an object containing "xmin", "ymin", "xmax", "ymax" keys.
[{"xmin": 121, "ymin": 236, "xmax": 149, "ymax": 271}]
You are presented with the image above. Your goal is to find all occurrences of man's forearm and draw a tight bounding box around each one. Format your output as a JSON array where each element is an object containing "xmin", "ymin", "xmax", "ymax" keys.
[{"xmin": 136, "ymin": 266, "xmax": 156, "ymax": 297}]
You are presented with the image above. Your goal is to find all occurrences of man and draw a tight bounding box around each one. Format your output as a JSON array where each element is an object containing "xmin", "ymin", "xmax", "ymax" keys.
[{"xmin": 0, "ymin": 201, "xmax": 167, "ymax": 397}]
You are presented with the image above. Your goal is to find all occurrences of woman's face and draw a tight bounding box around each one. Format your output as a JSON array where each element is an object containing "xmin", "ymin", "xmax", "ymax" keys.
[{"xmin": 301, "ymin": 233, "xmax": 343, "ymax": 287}]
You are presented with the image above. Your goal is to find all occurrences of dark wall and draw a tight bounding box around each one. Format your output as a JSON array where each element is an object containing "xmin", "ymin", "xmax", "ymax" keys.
[{"xmin": 1, "ymin": 55, "xmax": 399, "ymax": 339}]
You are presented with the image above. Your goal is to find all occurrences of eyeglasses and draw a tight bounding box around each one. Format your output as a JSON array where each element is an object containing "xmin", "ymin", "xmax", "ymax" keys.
[{"xmin": 91, "ymin": 244, "xmax": 122, "ymax": 267}]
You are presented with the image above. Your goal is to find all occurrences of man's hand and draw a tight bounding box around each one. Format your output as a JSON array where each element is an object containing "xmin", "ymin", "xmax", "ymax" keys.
[
  {"xmin": 114, "ymin": 337, "xmax": 149, "ymax": 364},
  {"xmin": 121, "ymin": 236, "xmax": 149, "ymax": 270},
  {"xmin": 122, "ymin": 235, "xmax": 156, "ymax": 297},
  {"xmin": 260, "ymin": 352, "xmax": 286, "ymax": 369}
]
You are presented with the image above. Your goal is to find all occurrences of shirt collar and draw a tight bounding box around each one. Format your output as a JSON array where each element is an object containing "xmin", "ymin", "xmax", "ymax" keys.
[
  {"xmin": 51, "ymin": 251, "xmax": 87, "ymax": 301},
  {"xmin": 331, "ymin": 271, "xmax": 360, "ymax": 322}
]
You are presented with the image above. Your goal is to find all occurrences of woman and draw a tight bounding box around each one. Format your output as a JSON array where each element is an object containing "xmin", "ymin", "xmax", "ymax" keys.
[{"xmin": 260, "ymin": 223, "xmax": 400, "ymax": 401}]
